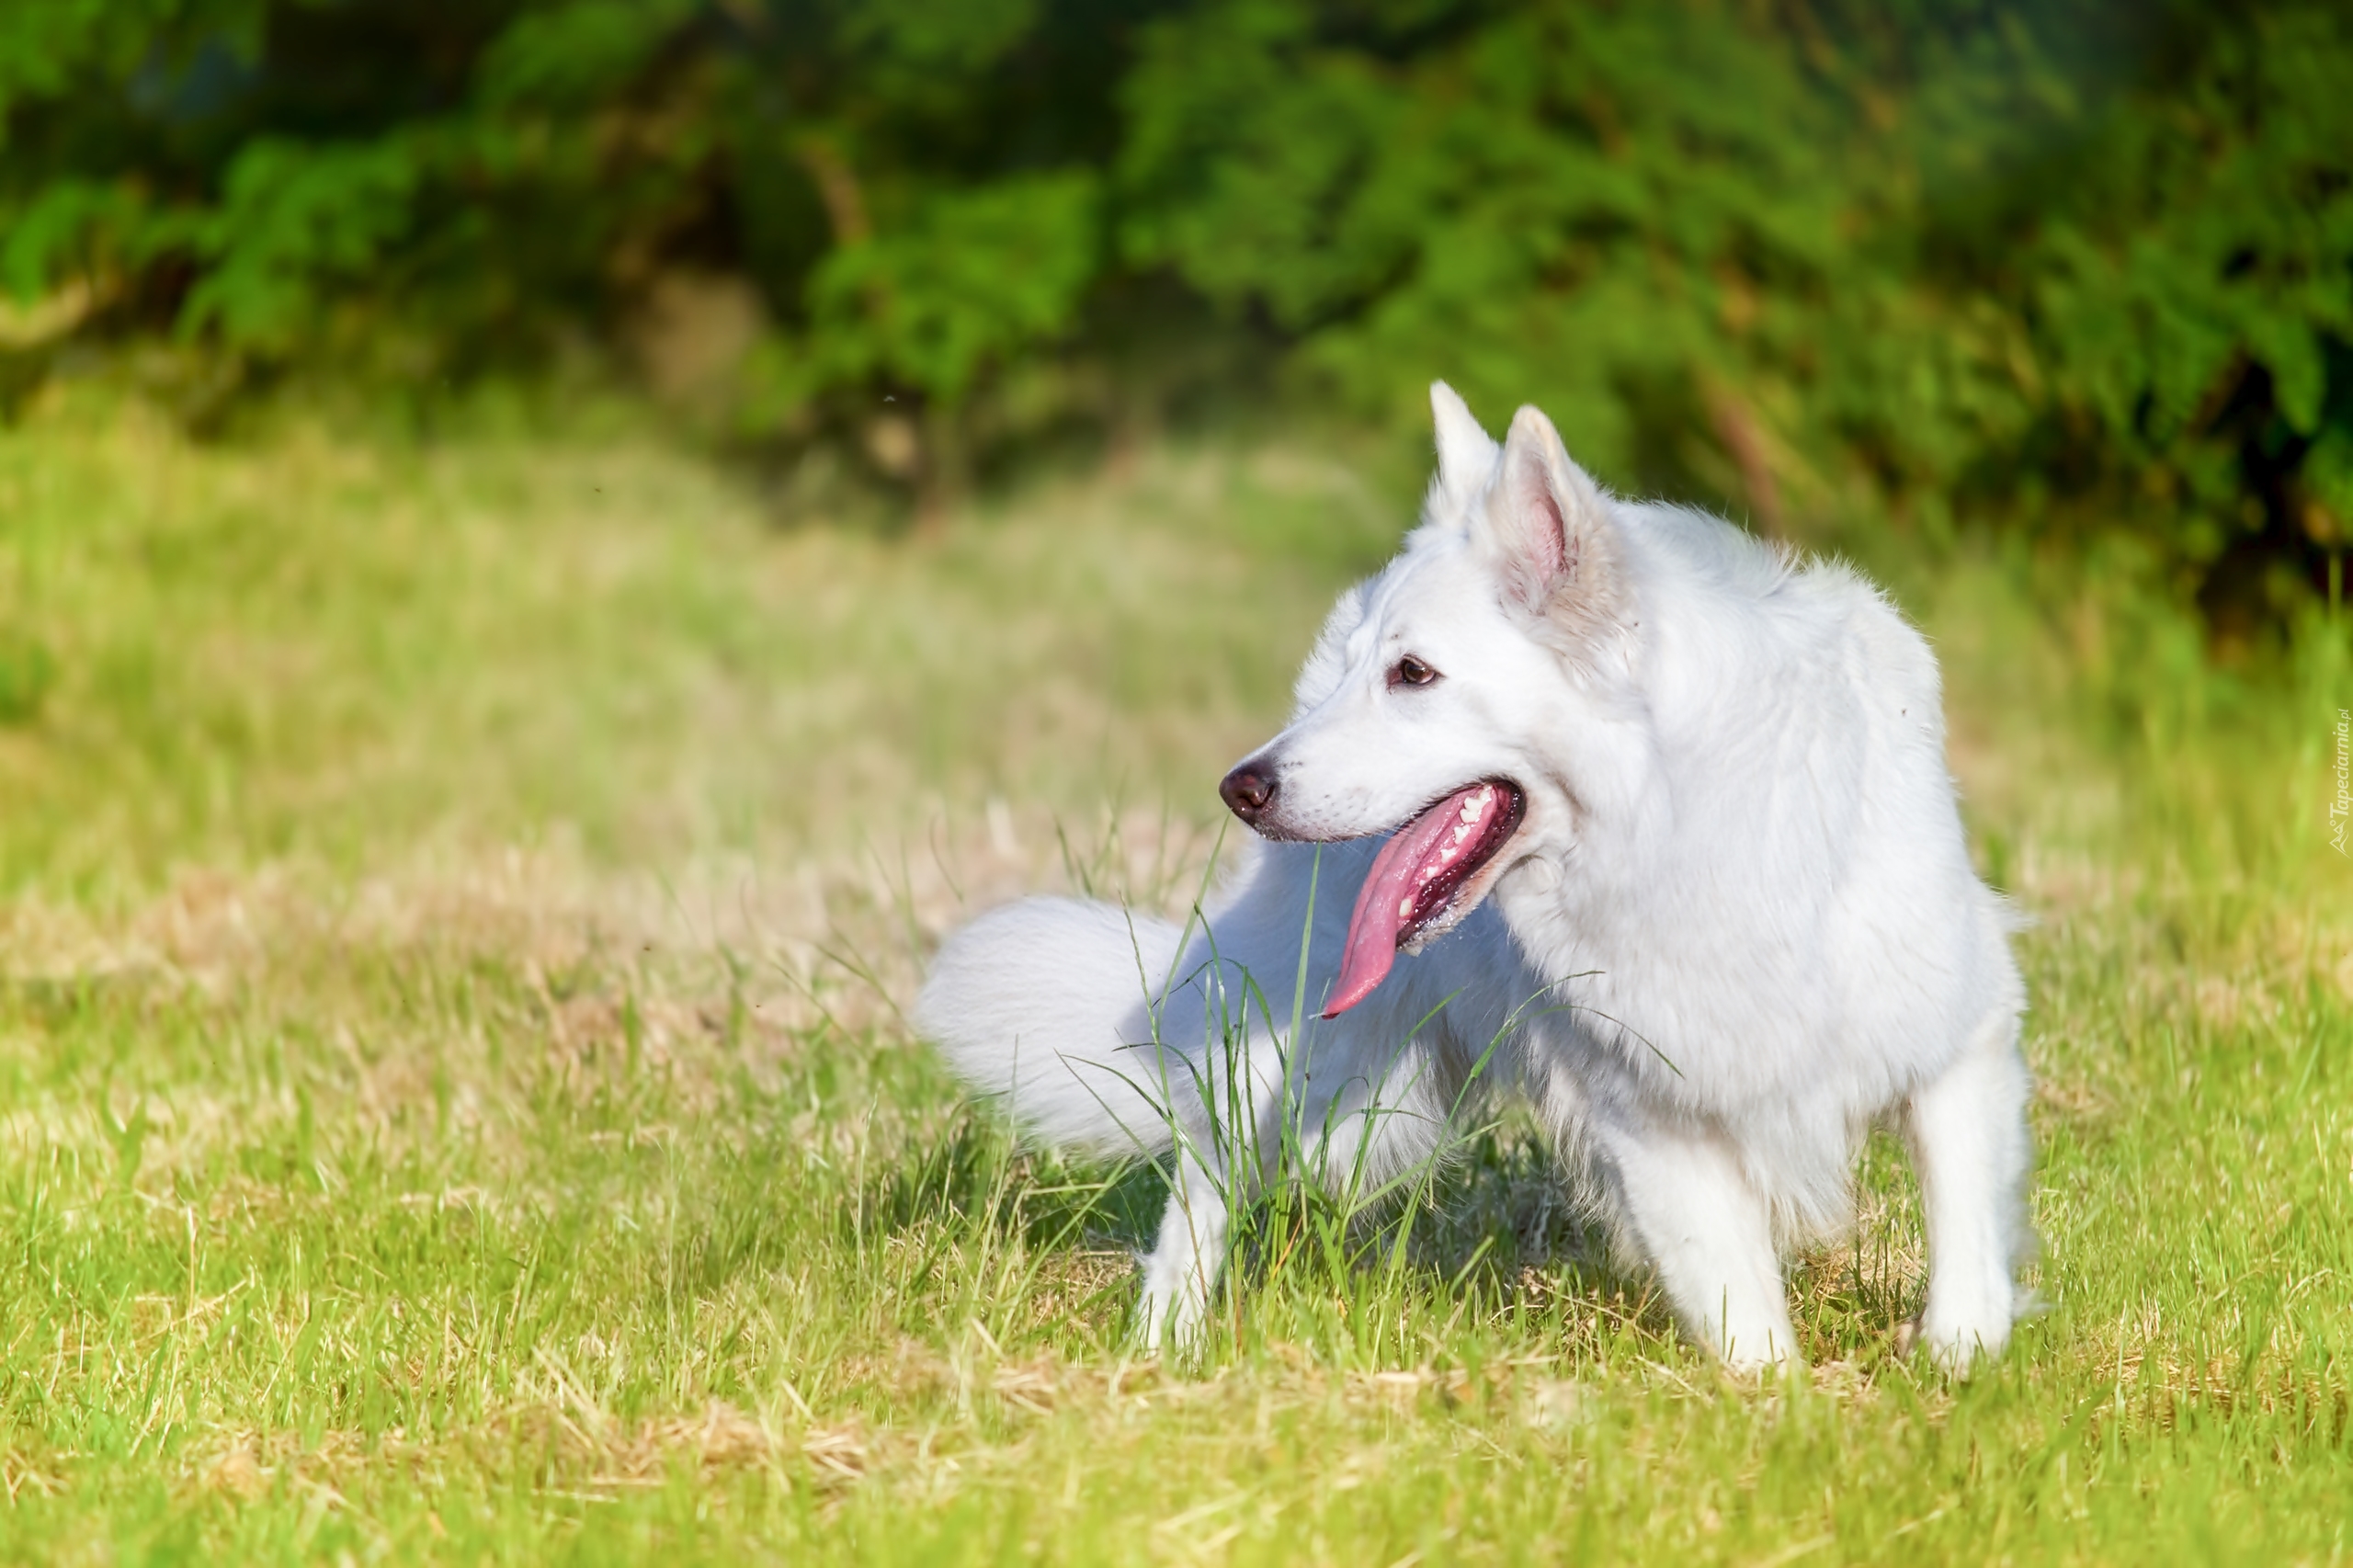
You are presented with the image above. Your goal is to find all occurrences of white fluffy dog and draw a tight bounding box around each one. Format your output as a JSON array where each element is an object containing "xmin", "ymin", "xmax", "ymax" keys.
[{"xmin": 918, "ymin": 385, "xmax": 2031, "ymax": 1371}]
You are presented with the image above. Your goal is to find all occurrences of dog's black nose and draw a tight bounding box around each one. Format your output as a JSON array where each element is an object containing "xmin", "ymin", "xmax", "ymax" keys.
[{"xmin": 1219, "ymin": 762, "xmax": 1278, "ymax": 824}]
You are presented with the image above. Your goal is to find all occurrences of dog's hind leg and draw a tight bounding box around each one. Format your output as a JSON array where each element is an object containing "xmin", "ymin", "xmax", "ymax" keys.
[
  {"xmin": 1903, "ymin": 1003, "xmax": 2032, "ymax": 1372},
  {"xmin": 1593, "ymin": 1119, "xmax": 1799, "ymax": 1371}
]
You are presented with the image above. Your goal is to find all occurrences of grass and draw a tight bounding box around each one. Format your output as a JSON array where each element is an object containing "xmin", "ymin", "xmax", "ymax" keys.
[{"xmin": 0, "ymin": 384, "xmax": 2347, "ymax": 1563}]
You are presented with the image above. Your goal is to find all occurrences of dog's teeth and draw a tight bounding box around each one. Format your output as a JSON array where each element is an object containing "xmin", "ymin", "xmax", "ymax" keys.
[{"xmin": 1399, "ymin": 897, "xmax": 1415, "ymax": 918}]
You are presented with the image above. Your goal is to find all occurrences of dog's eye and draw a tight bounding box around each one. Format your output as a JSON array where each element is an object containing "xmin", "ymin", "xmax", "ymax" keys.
[{"xmin": 1389, "ymin": 655, "xmax": 1439, "ymax": 689}]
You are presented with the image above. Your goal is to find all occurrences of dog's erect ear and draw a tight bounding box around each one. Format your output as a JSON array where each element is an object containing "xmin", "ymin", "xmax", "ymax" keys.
[
  {"xmin": 1429, "ymin": 381, "xmax": 1500, "ymax": 512},
  {"xmin": 1478, "ymin": 404, "xmax": 1622, "ymax": 631}
]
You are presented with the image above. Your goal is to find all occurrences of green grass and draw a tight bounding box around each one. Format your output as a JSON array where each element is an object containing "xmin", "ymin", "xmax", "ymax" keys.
[{"xmin": 0, "ymin": 388, "xmax": 2347, "ymax": 1563}]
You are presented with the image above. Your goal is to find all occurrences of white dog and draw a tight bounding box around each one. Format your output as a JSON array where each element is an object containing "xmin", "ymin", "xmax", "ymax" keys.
[{"xmin": 918, "ymin": 385, "xmax": 2031, "ymax": 1371}]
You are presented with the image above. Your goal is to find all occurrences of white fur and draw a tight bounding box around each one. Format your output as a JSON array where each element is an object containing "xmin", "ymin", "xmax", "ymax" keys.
[{"xmin": 917, "ymin": 385, "xmax": 2032, "ymax": 1374}]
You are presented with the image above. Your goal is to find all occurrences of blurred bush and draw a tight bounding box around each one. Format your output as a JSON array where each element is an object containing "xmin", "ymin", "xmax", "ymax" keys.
[{"xmin": 2, "ymin": 1, "xmax": 2348, "ymax": 624}]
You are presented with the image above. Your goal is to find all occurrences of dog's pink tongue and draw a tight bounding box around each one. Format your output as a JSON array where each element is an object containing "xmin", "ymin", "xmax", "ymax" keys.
[{"xmin": 1323, "ymin": 783, "xmax": 1497, "ymax": 1018}]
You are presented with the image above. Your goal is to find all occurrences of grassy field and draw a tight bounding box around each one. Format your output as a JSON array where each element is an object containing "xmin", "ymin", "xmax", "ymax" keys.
[{"xmin": 0, "ymin": 386, "xmax": 2347, "ymax": 1564}]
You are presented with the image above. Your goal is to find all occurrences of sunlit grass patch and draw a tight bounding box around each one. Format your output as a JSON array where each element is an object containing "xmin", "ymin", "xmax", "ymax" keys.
[{"xmin": 0, "ymin": 399, "xmax": 2347, "ymax": 1562}]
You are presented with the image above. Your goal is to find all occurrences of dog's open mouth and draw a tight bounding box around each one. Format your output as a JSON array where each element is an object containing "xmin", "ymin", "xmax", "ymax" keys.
[{"xmin": 1324, "ymin": 779, "xmax": 1525, "ymax": 1018}]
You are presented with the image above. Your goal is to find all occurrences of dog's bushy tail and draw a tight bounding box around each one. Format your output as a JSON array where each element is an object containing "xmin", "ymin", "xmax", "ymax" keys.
[{"xmin": 916, "ymin": 897, "xmax": 1193, "ymax": 1159}]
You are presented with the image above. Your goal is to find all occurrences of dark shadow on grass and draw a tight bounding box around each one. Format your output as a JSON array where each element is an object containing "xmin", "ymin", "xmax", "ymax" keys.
[
  {"xmin": 1208, "ymin": 1127, "xmax": 1682, "ymax": 1346},
  {"xmin": 867, "ymin": 1108, "xmax": 1165, "ymax": 1256},
  {"xmin": 870, "ymin": 1112, "xmax": 1692, "ymax": 1349}
]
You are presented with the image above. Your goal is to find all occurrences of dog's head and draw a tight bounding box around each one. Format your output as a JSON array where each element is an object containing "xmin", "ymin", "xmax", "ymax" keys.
[{"xmin": 1221, "ymin": 384, "xmax": 1636, "ymax": 1016}]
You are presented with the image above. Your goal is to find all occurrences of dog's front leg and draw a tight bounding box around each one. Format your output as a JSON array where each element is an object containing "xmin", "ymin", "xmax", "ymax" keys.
[
  {"xmin": 1136, "ymin": 1153, "xmax": 1233, "ymax": 1348},
  {"xmin": 1597, "ymin": 1119, "xmax": 1799, "ymax": 1371}
]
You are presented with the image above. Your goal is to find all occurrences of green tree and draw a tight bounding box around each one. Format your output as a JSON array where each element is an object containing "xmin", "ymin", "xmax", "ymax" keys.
[{"xmin": 1, "ymin": 1, "xmax": 2347, "ymax": 617}]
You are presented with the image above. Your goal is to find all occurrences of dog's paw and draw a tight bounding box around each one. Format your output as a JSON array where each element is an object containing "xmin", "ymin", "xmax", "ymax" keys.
[
  {"xmin": 1901, "ymin": 1313, "xmax": 2008, "ymax": 1376},
  {"xmin": 1715, "ymin": 1335, "xmax": 1806, "ymax": 1379},
  {"xmin": 1132, "ymin": 1267, "xmax": 1211, "ymax": 1353}
]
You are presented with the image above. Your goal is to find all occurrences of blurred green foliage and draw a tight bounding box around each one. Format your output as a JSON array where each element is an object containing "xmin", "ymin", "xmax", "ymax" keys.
[{"xmin": 2, "ymin": 1, "xmax": 2348, "ymax": 622}]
